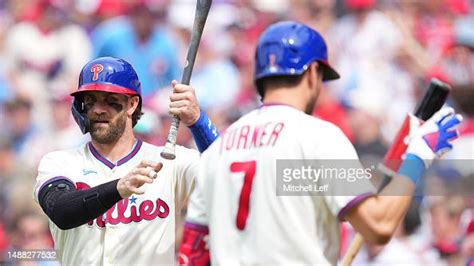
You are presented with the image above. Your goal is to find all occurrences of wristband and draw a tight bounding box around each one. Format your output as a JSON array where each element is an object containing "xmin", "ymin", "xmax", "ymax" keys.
[
  {"xmin": 398, "ymin": 153, "xmax": 425, "ymax": 185},
  {"xmin": 178, "ymin": 222, "xmax": 210, "ymax": 266},
  {"xmin": 189, "ymin": 111, "xmax": 219, "ymax": 153}
]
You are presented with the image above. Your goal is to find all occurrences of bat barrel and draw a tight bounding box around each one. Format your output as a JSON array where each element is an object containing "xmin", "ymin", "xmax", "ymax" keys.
[
  {"xmin": 181, "ymin": 0, "xmax": 212, "ymax": 86},
  {"xmin": 414, "ymin": 78, "xmax": 450, "ymax": 120},
  {"xmin": 160, "ymin": 0, "xmax": 212, "ymax": 160}
]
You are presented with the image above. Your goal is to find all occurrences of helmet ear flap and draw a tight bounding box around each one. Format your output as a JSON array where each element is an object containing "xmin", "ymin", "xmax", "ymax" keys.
[{"xmin": 71, "ymin": 97, "xmax": 90, "ymax": 134}]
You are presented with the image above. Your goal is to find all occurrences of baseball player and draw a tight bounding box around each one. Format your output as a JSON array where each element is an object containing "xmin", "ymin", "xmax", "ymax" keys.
[
  {"xmin": 34, "ymin": 57, "xmax": 218, "ymax": 265},
  {"xmin": 178, "ymin": 21, "xmax": 463, "ymax": 265}
]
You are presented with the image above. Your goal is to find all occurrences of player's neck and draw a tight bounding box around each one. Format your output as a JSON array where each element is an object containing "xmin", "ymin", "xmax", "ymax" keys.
[
  {"xmin": 262, "ymin": 88, "xmax": 307, "ymax": 112},
  {"xmin": 90, "ymin": 128, "xmax": 137, "ymax": 162}
]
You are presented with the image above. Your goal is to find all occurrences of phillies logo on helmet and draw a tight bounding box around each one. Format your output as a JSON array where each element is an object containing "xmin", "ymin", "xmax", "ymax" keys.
[{"xmin": 90, "ymin": 64, "xmax": 104, "ymax": 81}]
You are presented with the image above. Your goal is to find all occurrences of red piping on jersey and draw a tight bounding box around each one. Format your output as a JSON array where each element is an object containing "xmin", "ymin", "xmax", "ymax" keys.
[
  {"xmin": 337, "ymin": 192, "xmax": 374, "ymax": 221},
  {"xmin": 88, "ymin": 139, "xmax": 143, "ymax": 169}
]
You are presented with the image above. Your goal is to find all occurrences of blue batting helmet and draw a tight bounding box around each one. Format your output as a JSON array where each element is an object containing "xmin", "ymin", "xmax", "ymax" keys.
[
  {"xmin": 71, "ymin": 57, "xmax": 142, "ymax": 134},
  {"xmin": 254, "ymin": 21, "xmax": 339, "ymax": 95}
]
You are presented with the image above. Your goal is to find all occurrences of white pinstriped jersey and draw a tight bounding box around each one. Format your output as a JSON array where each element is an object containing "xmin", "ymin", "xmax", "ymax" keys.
[
  {"xmin": 186, "ymin": 104, "xmax": 375, "ymax": 265},
  {"xmin": 34, "ymin": 140, "xmax": 199, "ymax": 265}
]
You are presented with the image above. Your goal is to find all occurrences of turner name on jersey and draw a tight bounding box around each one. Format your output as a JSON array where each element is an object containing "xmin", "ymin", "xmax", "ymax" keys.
[{"xmin": 219, "ymin": 121, "xmax": 285, "ymax": 152}]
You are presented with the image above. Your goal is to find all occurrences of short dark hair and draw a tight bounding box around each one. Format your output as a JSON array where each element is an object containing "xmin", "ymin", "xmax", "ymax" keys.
[
  {"xmin": 256, "ymin": 74, "xmax": 305, "ymax": 98},
  {"xmin": 132, "ymin": 106, "xmax": 143, "ymax": 127},
  {"xmin": 256, "ymin": 64, "xmax": 323, "ymax": 99},
  {"xmin": 130, "ymin": 95, "xmax": 143, "ymax": 127}
]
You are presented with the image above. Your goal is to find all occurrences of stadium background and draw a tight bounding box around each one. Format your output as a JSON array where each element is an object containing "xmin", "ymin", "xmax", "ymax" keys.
[{"xmin": 0, "ymin": 0, "xmax": 473, "ymax": 264}]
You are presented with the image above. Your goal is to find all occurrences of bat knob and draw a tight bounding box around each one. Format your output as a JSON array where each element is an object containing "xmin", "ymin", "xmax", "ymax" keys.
[{"xmin": 161, "ymin": 142, "xmax": 176, "ymax": 160}]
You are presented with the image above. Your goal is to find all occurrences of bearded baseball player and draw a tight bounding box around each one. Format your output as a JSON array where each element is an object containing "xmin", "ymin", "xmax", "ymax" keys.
[
  {"xmin": 34, "ymin": 57, "xmax": 218, "ymax": 265},
  {"xmin": 178, "ymin": 21, "xmax": 463, "ymax": 265}
]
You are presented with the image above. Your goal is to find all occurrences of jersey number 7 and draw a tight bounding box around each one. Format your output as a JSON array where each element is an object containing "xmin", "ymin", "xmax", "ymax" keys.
[{"xmin": 230, "ymin": 161, "xmax": 256, "ymax": 230}]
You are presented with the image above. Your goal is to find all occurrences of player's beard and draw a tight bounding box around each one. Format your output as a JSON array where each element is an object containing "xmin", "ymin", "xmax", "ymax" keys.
[{"xmin": 90, "ymin": 112, "xmax": 127, "ymax": 144}]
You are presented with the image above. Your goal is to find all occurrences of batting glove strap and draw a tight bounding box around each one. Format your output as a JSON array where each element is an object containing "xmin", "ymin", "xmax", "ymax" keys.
[
  {"xmin": 190, "ymin": 110, "xmax": 219, "ymax": 153},
  {"xmin": 398, "ymin": 153, "xmax": 425, "ymax": 185},
  {"xmin": 405, "ymin": 108, "xmax": 462, "ymax": 168}
]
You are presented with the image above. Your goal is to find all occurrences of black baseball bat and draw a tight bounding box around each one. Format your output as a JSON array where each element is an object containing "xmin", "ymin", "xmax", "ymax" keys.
[{"xmin": 161, "ymin": 0, "xmax": 213, "ymax": 160}]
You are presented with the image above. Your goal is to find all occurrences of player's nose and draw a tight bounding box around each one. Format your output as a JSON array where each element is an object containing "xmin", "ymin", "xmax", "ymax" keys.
[{"xmin": 90, "ymin": 100, "xmax": 109, "ymax": 115}]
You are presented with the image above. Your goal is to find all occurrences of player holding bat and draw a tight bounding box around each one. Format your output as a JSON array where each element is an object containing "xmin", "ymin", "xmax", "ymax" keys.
[
  {"xmin": 34, "ymin": 0, "xmax": 215, "ymax": 263},
  {"xmin": 178, "ymin": 21, "xmax": 463, "ymax": 265},
  {"xmin": 33, "ymin": 58, "xmax": 217, "ymax": 264}
]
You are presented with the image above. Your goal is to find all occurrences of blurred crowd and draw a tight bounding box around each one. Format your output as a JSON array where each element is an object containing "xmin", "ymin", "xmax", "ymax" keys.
[{"xmin": 0, "ymin": 0, "xmax": 473, "ymax": 265}]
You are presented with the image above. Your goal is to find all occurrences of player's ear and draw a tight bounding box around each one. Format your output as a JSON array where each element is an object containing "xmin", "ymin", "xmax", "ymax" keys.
[
  {"xmin": 307, "ymin": 62, "xmax": 319, "ymax": 90},
  {"xmin": 127, "ymin": 96, "xmax": 139, "ymax": 116}
]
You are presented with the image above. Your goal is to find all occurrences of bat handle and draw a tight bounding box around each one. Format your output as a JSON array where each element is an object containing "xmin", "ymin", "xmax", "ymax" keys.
[
  {"xmin": 341, "ymin": 233, "xmax": 364, "ymax": 266},
  {"xmin": 160, "ymin": 116, "xmax": 180, "ymax": 160}
]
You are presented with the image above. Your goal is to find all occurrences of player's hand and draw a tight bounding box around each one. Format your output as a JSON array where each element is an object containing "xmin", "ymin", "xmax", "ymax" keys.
[
  {"xmin": 406, "ymin": 107, "xmax": 463, "ymax": 168},
  {"xmin": 117, "ymin": 161, "xmax": 163, "ymax": 198},
  {"xmin": 170, "ymin": 80, "xmax": 200, "ymax": 127}
]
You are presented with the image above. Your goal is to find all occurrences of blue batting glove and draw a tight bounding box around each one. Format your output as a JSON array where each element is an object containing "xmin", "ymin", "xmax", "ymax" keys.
[{"xmin": 405, "ymin": 107, "xmax": 463, "ymax": 168}]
